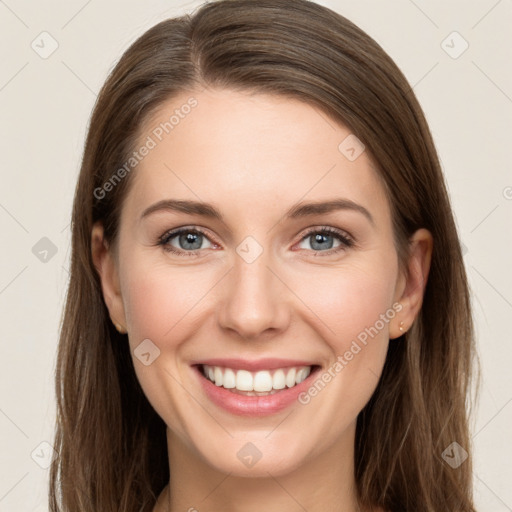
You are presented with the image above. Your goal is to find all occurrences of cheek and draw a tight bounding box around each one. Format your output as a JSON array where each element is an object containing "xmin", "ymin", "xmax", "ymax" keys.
[
  {"xmin": 119, "ymin": 263, "xmax": 214, "ymax": 438},
  {"xmin": 290, "ymin": 260, "xmax": 396, "ymax": 404},
  {"xmin": 289, "ymin": 262, "xmax": 398, "ymax": 442},
  {"xmin": 289, "ymin": 258, "xmax": 398, "ymax": 349},
  {"xmin": 121, "ymin": 261, "xmax": 210, "ymax": 341}
]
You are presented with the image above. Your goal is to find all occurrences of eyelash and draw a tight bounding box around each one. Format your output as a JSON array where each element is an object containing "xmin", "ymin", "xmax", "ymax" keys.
[{"xmin": 157, "ymin": 226, "xmax": 355, "ymax": 257}]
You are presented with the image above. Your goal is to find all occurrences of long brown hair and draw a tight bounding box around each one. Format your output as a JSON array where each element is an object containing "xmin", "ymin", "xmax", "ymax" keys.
[{"xmin": 49, "ymin": 1, "xmax": 479, "ymax": 510}]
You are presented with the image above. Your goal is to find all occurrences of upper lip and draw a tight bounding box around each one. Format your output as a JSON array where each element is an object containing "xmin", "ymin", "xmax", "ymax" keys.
[{"xmin": 191, "ymin": 358, "xmax": 319, "ymax": 371}]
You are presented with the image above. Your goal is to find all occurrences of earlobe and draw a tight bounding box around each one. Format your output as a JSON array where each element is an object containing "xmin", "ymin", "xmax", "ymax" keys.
[
  {"xmin": 91, "ymin": 222, "xmax": 127, "ymax": 333},
  {"xmin": 390, "ymin": 228, "xmax": 433, "ymax": 339}
]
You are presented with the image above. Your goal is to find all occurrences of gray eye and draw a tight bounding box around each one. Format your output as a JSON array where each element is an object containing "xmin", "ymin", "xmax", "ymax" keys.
[{"xmin": 298, "ymin": 232, "xmax": 341, "ymax": 251}]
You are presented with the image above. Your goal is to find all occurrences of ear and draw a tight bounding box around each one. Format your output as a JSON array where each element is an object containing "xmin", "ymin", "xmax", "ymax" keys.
[
  {"xmin": 390, "ymin": 228, "xmax": 433, "ymax": 339},
  {"xmin": 91, "ymin": 222, "xmax": 127, "ymax": 333}
]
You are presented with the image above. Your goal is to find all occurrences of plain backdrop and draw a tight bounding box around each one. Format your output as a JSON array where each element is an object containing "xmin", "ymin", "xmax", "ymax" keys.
[{"xmin": 0, "ymin": 0, "xmax": 511, "ymax": 510}]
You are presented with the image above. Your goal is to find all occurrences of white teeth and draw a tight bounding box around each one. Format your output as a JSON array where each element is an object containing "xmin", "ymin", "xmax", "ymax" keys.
[
  {"xmin": 285, "ymin": 368, "xmax": 296, "ymax": 388},
  {"xmin": 272, "ymin": 369, "xmax": 286, "ymax": 390},
  {"xmin": 214, "ymin": 367, "xmax": 223, "ymax": 386},
  {"xmin": 223, "ymin": 368, "xmax": 236, "ymax": 389},
  {"xmin": 296, "ymin": 367, "xmax": 309, "ymax": 384},
  {"xmin": 236, "ymin": 370, "xmax": 253, "ymax": 391},
  {"xmin": 253, "ymin": 371, "xmax": 273, "ymax": 392},
  {"xmin": 201, "ymin": 364, "xmax": 312, "ymax": 394}
]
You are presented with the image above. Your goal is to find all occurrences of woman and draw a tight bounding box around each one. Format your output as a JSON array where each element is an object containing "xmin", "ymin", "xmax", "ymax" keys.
[{"xmin": 49, "ymin": 0, "xmax": 478, "ymax": 510}]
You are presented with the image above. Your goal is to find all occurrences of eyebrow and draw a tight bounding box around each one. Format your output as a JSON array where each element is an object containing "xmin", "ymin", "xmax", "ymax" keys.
[{"xmin": 140, "ymin": 198, "xmax": 374, "ymax": 226}]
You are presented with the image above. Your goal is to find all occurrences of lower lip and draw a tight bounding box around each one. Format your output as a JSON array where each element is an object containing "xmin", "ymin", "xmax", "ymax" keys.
[{"xmin": 193, "ymin": 365, "xmax": 320, "ymax": 417}]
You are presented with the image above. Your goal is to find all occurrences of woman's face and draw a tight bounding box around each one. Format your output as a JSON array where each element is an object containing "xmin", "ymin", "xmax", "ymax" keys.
[{"xmin": 100, "ymin": 88, "xmax": 412, "ymax": 477}]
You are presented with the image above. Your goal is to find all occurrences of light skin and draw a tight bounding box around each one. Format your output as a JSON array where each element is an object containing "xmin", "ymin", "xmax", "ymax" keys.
[{"xmin": 92, "ymin": 88, "xmax": 432, "ymax": 512}]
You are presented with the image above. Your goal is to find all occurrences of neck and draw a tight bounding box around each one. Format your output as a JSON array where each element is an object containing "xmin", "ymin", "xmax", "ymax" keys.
[{"xmin": 154, "ymin": 421, "xmax": 371, "ymax": 512}]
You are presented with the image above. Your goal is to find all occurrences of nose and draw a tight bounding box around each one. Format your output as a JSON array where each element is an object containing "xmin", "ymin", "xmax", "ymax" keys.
[{"xmin": 216, "ymin": 247, "xmax": 290, "ymax": 341}]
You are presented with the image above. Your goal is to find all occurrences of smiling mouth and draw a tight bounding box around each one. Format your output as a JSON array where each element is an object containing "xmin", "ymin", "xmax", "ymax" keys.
[{"xmin": 197, "ymin": 364, "xmax": 321, "ymax": 396}]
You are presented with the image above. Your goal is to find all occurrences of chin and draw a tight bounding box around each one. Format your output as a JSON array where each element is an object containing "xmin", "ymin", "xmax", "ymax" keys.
[{"xmin": 193, "ymin": 434, "xmax": 311, "ymax": 478}]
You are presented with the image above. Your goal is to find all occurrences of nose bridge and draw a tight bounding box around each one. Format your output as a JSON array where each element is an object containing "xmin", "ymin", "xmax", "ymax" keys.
[{"xmin": 218, "ymin": 237, "xmax": 288, "ymax": 339}]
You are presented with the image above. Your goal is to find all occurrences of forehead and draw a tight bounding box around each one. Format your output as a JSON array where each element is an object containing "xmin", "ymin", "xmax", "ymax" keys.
[{"xmin": 124, "ymin": 88, "xmax": 390, "ymax": 225}]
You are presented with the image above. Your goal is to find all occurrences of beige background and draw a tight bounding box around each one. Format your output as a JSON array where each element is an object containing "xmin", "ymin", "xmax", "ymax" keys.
[{"xmin": 0, "ymin": 0, "xmax": 511, "ymax": 510}]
